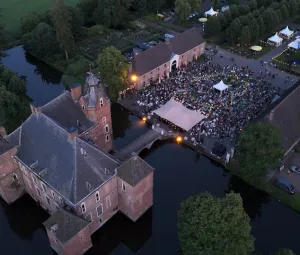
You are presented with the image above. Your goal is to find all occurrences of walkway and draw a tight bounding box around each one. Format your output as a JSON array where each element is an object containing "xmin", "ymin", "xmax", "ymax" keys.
[{"xmin": 113, "ymin": 126, "xmax": 177, "ymax": 162}]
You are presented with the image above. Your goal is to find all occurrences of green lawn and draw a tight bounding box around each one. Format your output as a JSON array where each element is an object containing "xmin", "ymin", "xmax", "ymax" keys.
[{"xmin": 0, "ymin": 0, "xmax": 79, "ymax": 36}]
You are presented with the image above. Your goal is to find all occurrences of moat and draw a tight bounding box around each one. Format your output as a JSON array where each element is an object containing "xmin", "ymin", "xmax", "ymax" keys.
[{"xmin": 1, "ymin": 46, "xmax": 300, "ymax": 255}]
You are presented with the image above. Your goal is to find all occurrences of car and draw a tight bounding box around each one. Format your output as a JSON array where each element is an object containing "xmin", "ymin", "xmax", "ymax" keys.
[
  {"xmin": 290, "ymin": 165, "xmax": 300, "ymax": 174},
  {"xmin": 274, "ymin": 177, "xmax": 295, "ymax": 194}
]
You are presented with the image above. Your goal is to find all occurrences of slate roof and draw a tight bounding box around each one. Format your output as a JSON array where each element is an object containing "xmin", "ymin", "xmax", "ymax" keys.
[
  {"xmin": 0, "ymin": 135, "xmax": 14, "ymax": 155},
  {"xmin": 117, "ymin": 155, "xmax": 154, "ymax": 186},
  {"xmin": 41, "ymin": 91, "xmax": 94, "ymax": 134},
  {"xmin": 86, "ymin": 72, "xmax": 99, "ymax": 86},
  {"xmin": 132, "ymin": 28, "xmax": 205, "ymax": 76},
  {"xmin": 43, "ymin": 209, "xmax": 90, "ymax": 243},
  {"xmin": 266, "ymin": 85, "xmax": 300, "ymax": 153},
  {"xmin": 11, "ymin": 113, "xmax": 119, "ymax": 204}
]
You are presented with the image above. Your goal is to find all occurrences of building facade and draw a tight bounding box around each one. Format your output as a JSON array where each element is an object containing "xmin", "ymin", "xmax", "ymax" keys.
[
  {"xmin": 131, "ymin": 28, "xmax": 206, "ymax": 90},
  {"xmin": 0, "ymin": 73, "xmax": 154, "ymax": 255}
]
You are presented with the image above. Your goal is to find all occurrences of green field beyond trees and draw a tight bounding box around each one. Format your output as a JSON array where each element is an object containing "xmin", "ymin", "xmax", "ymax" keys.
[{"xmin": 0, "ymin": 0, "xmax": 79, "ymax": 35}]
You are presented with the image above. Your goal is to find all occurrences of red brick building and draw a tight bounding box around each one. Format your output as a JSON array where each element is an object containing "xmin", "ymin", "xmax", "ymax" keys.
[
  {"xmin": 0, "ymin": 73, "xmax": 154, "ymax": 255},
  {"xmin": 131, "ymin": 28, "xmax": 206, "ymax": 90}
]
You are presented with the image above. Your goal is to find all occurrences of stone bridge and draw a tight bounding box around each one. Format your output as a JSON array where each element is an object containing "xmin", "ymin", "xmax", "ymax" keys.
[{"xmin": 113, "ymin": 127, "xmax": 178, "ymax": 162}]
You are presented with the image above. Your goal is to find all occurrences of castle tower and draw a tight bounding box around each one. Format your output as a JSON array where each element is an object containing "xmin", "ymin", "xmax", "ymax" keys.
[
  {"xmin": 0, "ymin": 136, "xmax": 25, "ymax": 204},
  {"xmin": 78, "ymin": 72, "xmax": 113, "ymax": 152}
]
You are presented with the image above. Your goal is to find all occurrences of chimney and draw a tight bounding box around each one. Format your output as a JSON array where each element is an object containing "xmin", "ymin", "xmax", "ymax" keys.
[
  {"xmin": 0, "ymin": 126, "xmax": 7, "ymax": 136},
  {"xmin": 30, "ymin": 104, "xmax": 41, "ymax": 114},
  {"xmin": 71, "ymin": 84, "xmax": 82, "ymax": 101},
  {"xmin": 68, "ymin": 127, "xmax": 78, "ymax": 140},
  {"xmin": 268, "ymin": 110, "xmax": 274, "ymax": 121}
]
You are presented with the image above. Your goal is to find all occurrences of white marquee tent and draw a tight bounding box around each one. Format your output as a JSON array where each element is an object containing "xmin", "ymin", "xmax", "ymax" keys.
[
  {"xmin": 213, "ymin": 80, "xmax": 229, "ymax": 92},
  {"xmin": 288, "ymin": 39, "xmax": 300, "ymax": 50},
  {"xmin": 204, "ymin": 7, "xmax": 218, "ymax": 17},
  {"xmin": 267, "ymin": 33, "xmax": 283, "ymax": 47},
  {"xmin": 279, "ymin": 26, "xmax": 294, "ymax": 39},
  {"xmin": 153, "ymin": 99, "xmax": 207, "ymax": 131}
]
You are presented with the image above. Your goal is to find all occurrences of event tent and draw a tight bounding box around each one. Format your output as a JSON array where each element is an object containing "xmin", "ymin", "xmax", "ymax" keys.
[
  {"xmin": 204, "ymin": 7, "xmax": 218, "ymax": 17},
  {"xmin": 153, "ymin": 99, "xmax": 207, "ymax": 131},
  {"xmin": 279, "ymin": 26, "xmax": 294, "ymax": 39},
  {"xmin": 213, "ymin": 80, "xmax": 229, "ymax": 92},
  {"xmin": 288, "ymin": 39, "xmax": 300, "ymax": 50},
  {"xmin": 267, "ymin": 33, "xmax": 283, "ymax": 47}
]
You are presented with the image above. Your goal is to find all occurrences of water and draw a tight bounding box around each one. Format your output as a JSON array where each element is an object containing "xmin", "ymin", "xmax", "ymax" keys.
[{"xmin": 1, "ymin": 46, "xmax": 300, "ymax": 255}]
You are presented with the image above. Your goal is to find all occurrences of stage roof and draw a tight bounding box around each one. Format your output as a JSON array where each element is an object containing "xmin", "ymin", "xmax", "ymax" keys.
[
  {"xmin": 205, "ymin": 7, "xmax": 218, "ymax": 17},
  {"xmin": 268, "ymin": 33, "xmax": 283, "ymax": 43},
  {"xmin": 213, "ymin": 80, "xmax": 229, "ymax": 91},
  {"xmin": 153, "ymin": 99, "xmax": 207, "ymax": 131},
  {"xmin": 288, "ymin": 39, "xmax": 300, "ymax": 50},
  {"xmin": 280, "ymin": 26, "xmax": 293, "ymax": 36}
]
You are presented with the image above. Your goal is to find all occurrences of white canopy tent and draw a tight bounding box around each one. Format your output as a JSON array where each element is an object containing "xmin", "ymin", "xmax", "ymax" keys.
[
  {"xmin": 279, "ymin": 26, "xmax": 294, "ymax": 39},
  {"xmin": 213, "ymin": 80, "xmax": 229, "ymax": 92},
  {"xmin": 204, "ymin": 7, "xmax": 218, "ymax": 17},
  {"xmin": 288, "ymin": 39, "xmax": 300, "ymax": 50},
  {"xmin": 267, "ymin": 33, "xmax": 283, "ymax": 47},
  {"xmin": 153, "ymin": 99, "xmax": 207, "ymax": 131}
]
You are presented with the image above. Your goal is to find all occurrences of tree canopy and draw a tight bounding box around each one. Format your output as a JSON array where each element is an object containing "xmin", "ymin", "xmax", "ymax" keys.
[
  {"xmin": 97, "ymin": 46, "xmax": 128, "ymax": 101},
  {"xmin": 238, "ymin": 122, "xmax": 283, "ymax": 181},
  {"xmin": 178, "ymin": 192, "xmax": 254, "ymax": 255},
  {"xmin": 274, "ymin": 249, "xmax": 296, "ymax": 255},
  {"xmin": 175, "ymin": 0, "xmax": 191, "ymax": 24}
]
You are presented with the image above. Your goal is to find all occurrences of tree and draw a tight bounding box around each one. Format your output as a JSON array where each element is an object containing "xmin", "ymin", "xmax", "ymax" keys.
[
  {"xmin": 93, "ymin": 0, "xmax": 133, "ymax": 28},
  {"xmin": 20, "ymin": 12, "xmax": 42, "ymax": 34},
  {"xmin": 0, "ymin": 23, "xmax": 6, "ymax": 53},
  {"xmin": 274, "ymin": 249, "xmax": 296, "ymax": 255},
  {"xmin": 240, "ymin": 26, "xmax": 251, "ymax": 45},
  {"xmin": 213, "ymin": 0, "xmax": 221, "ymax": 10},
  {"xmin": 188, "ymin": 0, "xmax": 201, "ymax": 12},
  {"xmin": 97, "ymin": 46, "xmax": 128, "ymax": 101},
  {"xmin": 68, "ymin": 7, "xmax": 85, "ymax": 38},
  {"xmin": 178, "ymin": 192, "xmax": 254, "ymax": 255},
  {"xmin": 229, "ymin": 0, "xmax": 240, "ymax": 4},
  {"xmin": 175, "ymin": 0, "xmax": 191, "ymax": 24},
  {"xmin": 218, "ymin": 13, "xmax": 228, "ymax": 30},
  {"xmin": 227, "ymin": 18, "xmax": 242, "ymax": 44},
  {"xmin": 52, "ymin": 0, "xmax": 75, "ymax": 60},
  {"xmin": 238, "ymin": 5, "xmax": 250, "ymax": 15},
  {"xmin": 77, "ymin": 0, "xmax": 98, "ymax": 25},
  {"xmin": 230, "ymin": 5, "xmax": 240, "ymax": 19},
  {"xmin": 280, "ymin": 5, "xmax": 289, "ymax": 20},
  {"xmin": 238, "ymin": 123, "xmax": 283, "ymax": 181},
  {"xmin": 256, "ymin": 15, "xmax": 265, "ymax": 35},
  {"xmin": 248, "ymin": 19, "xmax": 259, "ymax": 42},
  {"xmin": 0, "ymin": 86, "xmax": 22, "ymax": 119},
  {"xmin": 7, "ymin": 75, "xmax": 26, "ymax": 96},
  {"xmin": 131, "ymin": 0, "xmax": 148, "ymax": 14},
  {"xmin": 249, "ymin": 0, "xmax": 258, "ymax": 11},
  {"xmin": 205, "ymin": 15, "xmax": 221, "ymax": 36},
  {"xmin": 22, "ymin": 22, "xmax": 59, "ymax": 59},
  {"xmin": 224, "ymin": 10, "xmax": 233, "ymax": 23},
  {"xmin": 147, "ymin": 0, "xmax": 166, "ymax": 12}
]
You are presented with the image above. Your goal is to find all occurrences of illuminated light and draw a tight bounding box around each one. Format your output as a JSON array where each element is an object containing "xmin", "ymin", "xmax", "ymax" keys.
[
  {"xmin": 131, "ymin": 74, "xmax": 138, "ymax": 82},
  {"xmin": 142, "ymin": 117, "xmax": 147, "ymax": 122},
  {"xmin": 176, "ymin": 136, "xmax": 183, "ymax": 143}
]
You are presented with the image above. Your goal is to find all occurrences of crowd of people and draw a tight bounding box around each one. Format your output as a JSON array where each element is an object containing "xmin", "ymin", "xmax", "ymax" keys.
[{"xmin": 133, "ymin": 61, "xmax": 278, "ymax": 143}]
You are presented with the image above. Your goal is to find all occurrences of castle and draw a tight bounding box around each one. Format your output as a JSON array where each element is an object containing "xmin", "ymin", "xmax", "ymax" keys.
[{"xmin": 0, "ymin": 73, "xmax": 154, "ymax": 255}]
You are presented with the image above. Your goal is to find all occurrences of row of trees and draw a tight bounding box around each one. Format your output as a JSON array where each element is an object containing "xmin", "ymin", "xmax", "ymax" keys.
[
  {"xmin": 174, "ymin": 0, "xmax": 202, "ymax": 24},
  {"xmin": 205, "ymin": 0, "xmax": 300, "ymax": 45},
  {"xmin": 178, "ymin": 191, "xmax": 294, "ymax": 255}
]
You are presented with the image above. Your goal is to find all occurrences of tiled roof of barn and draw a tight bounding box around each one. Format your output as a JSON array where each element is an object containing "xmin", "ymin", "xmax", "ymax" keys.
[
  {"xmin": 132, "ymin": 28, "xmax": 205, "ymax": 76},
  {"xmin": 43, "ymin": 209, "xmax": 90, "ymax": 243},
  {"xmin": 13, "ymin": 113, "xmax": 119, "ymax": 204},
  {"xmin": 41, "ymin": 91, "xmax": 95, "ymax": 134},
  {"xmin": 0, "ymin": 135, "xmax": 14, "ymax": 155},
  {"xmin": 266, "ymin": 85, "xmax": 300, "ymax": 153},
  {"xmin": 117, "ymin": 154, "xmax": 154, "ymax": 186}
]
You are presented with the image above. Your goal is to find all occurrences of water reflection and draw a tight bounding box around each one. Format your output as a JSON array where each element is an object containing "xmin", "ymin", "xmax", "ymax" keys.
[{"xmin": 227, "ymin": 175, "xmax": 270, "ymax": 219}]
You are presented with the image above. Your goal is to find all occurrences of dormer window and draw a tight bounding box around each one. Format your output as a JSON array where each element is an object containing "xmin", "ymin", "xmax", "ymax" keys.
[
  {"xmin": 82, "ymin": 105, "xmax": 85, "ymax": 110},
  {"xmin": 41, "ymin": 182, "xmax": 47, "ymax": 193},
  {"xmin": 122, "ymin": 182, "xmax": 126, "ymax": 191},
  {"xmin": 32, "ymin": 174, "xmax": 37, "ymax": 184},
  {"xmin": 81, "ymin": 203, "xmax": 86, "ymax": 213},
  {"xmin": 100, "ymin": 98, "xmax": 104, "ymax": 107}
]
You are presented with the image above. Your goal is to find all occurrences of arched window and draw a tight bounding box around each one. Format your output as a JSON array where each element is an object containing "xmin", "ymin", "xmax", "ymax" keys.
[
  {"xmin": 95, "ymin": 191, "xmax": 100, "ymax": 202},
  {"xmin": 105, "ymin": 124, "xmax": 109, "ymax": 134},
  {"xmin": 12, "ymin": 174, "xmax": 18, "ymax": 181},
  {"xmin": 100, "ymin": 98, "xmax": 104, "ymax": 107},
  {"xmin": 81, "ymin": 203, "xmax": 86, "ymax": 213}
]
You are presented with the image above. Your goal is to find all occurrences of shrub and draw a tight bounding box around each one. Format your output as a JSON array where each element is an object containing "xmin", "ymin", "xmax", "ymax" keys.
[
  {"xmin": 66, "ymin": 58, "xmax": 91, "ymax": 76},
  {"xmin": 87, "ymin": 25, "xmax": 106, "ymax": 38}
]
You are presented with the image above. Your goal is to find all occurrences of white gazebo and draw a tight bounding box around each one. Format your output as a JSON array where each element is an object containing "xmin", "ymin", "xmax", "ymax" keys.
[
  {"xmin": 267, "ymin": 33, "xmax": 283, "ymax": 47},
  {"xmin": 279, "ymin": 26, "xmax": 294, "ymax": 39},
  {"xmin": 288, "ymin": 39, "xmax": 300, "ymax": 50},
  {"xmin": 204, "ymin": 7, "xmax": 218, "ymax": 17},
  {"xmin": 213, "ymin": 80, "xmax": 229, "ymax": 94}
]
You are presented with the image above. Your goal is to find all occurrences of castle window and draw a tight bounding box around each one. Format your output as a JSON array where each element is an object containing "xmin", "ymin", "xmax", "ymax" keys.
[
  {"xmin": 106, "ymin": 195, "xmax": 111, "ymax": 208},
  {"xmin": 100, "ymin": 98, "xmax": 104, "ymax": 107},
  {"xmin": 97, "ymin": 204, "xmax": 103, "ymax": 217},
  {"xmin": 85, "ymin": 213, "xmax": 92, "ymax": 222},
  {"xmin": 82, "ymin": 105, "xmax": 85, "ymax": 110},
  {"xmin": 122, "ymin": 182, "xmax": 126, "ymax": 191},
  {"xmin": 95, "ymin": 191, "xmax": 100, "ymax": 203},
  {"xmin": 102, "ymin": 117, "xmax": 106, "ymax": 125},
  {"xmin": 32, "ymin": 174, "xmax": 37, "ymax": 184},
  {"xmin": 81, "ymin": 203, "xmax": 86, "ymax": 213},
  {"xmin": 105, "ymin": 134, "xmax": 110, "ymax": 142},
  {"xmin": 105, "ymin": 124, "xmax": 109, "ymax": 134},
  {"xmin": 36, "ymin": 187, "xmax": 41, "ymax": 197},
  {"xmin": 12, "ymin": 174, "xmax": 18, "ymax": 181},
  {"xmin": 46, "ymin": 195, "xmax": 51, "ymax": 206},
  {"xmin": 51, "ymin": 190, "xmax": 55, "ymax": 199},
  {"xmin": 41, "ymin": 182, "xmax": 47, "ymax": 193}
]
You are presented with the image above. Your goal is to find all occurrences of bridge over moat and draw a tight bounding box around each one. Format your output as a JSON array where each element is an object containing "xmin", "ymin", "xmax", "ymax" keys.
[{"xmin": 113, "ymin": 127, "xmax": 178, "ymax": 162}]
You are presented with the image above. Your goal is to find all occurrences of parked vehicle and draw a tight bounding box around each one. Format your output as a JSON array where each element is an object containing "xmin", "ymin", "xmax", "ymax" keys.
[
  {"xmin": 290, "ymin": 166, "xmax": 300, "ymax": 174},
  {"xmin": 274, "ymin": 177, "xmax": 295, "ymax": 194}
]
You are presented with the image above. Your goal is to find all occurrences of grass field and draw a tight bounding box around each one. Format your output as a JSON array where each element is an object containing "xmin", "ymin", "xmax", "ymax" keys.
[{"xmin": 0, "ymin": 0, "xmax": 79, "ymax": 36}]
